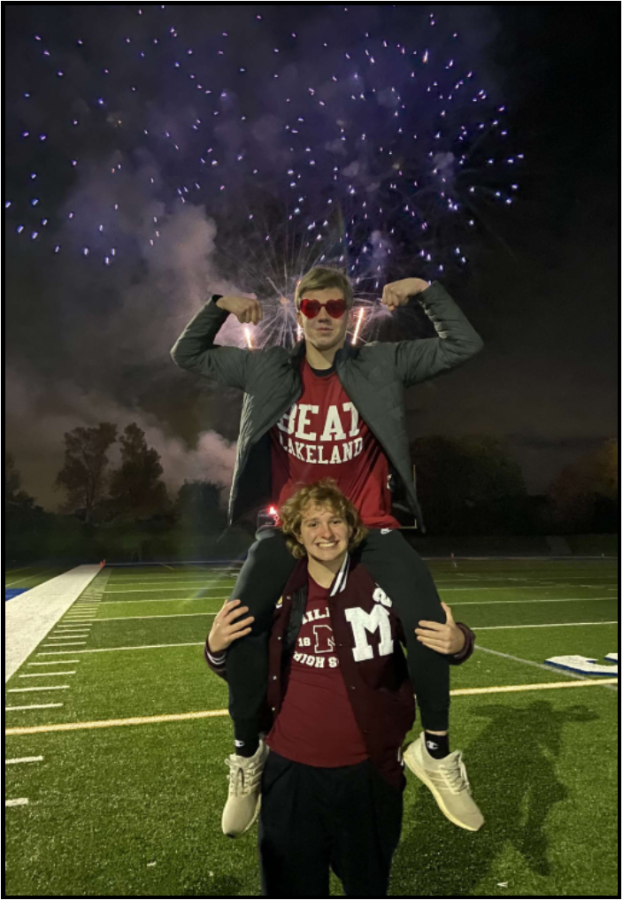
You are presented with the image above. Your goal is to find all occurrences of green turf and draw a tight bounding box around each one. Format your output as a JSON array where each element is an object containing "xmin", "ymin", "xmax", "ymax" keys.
[
  {"xmin": 5, "ymin": 565, "xmax": 73, "ymax": 592},
  {"xmin": 4, "ymin": 559, "xmax": 619, "ymax": 897}
]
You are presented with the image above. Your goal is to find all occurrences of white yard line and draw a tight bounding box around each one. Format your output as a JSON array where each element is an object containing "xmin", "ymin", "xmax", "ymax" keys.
[
  {"xmin": 98, "ymin": 612, "xmax": 216, "ymax": 621},
  {"xmin": 5, "ymin": 757, "xmax": 43, "ymax": 765},
  {"xmin": 92, "ymin": 595, "xmax": 618, "ymax": 608},
  {"xmin": 5, "ymin": 798, "xmax": 29, "ymax": 807},
  {"xmin": 6, "ymin": 678, "xmax": 618, "ymax": 738},
  {"xmin": 451, "ymin": 679, "xmax": 618, "ymax": 696},
  {"xmin": 439, "ymin": 585, "xmax": 617, "ymax": 592},
  {"xmin": 47, "ymin": 635, "xmax": 89, "ymax": 639},
  {"xmin": 102, "ymin": 586, "xmax": 232, "ymax": 595},
  {"xmin": 6, "ymin": 703, "xmax": 64, "ymax": 711},
  {"xmin": 41, "ymin": 642, "xmax": 87, "ymax": 647},
  {"xmin": 29, "ymin": 660, "xmax": 80, "ymax": 665},
  {"xmin": 8, "ymin": 686, "xmax": 70, "ymax": 693},
  {"xmin": 451, "ymin": 596, "xmax": 616, "ymax": 606},
  {"xmin": 105, "ymin": 579, "xmax": 239, "ymax": 588},
  {"xmin": 474, "ymin": 645, "xmax": 618, "ymax": 691},
  {"xmin": 37, "ymin": 642, "xmax": 203, "ymax": 655},
  {"xmin": 99, "ymin": 596, "xmax": 226, "ymax": 604},
  {"xmin": 92, "ymin": 594, "xmax": 618, "ymax": 608},
  {"xmin": 476, "ymin": 621, "xmax": 617, "ymax": 630},
  {"xmin": 34, "ymin": 622, "xmax": 616, "ymax": 655},
  {"xmin": 19, "ymin": 672, "xmax": 76, "ymax": 677}
]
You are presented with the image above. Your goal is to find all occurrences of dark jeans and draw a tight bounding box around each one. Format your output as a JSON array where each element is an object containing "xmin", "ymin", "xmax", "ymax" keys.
[
  {"xmin": 258, "ymin": 751, "xmax": 403, "ymax": 898},
  {"xmin": 225, "ymin": 528, "xmax": 450, "ymax": 737}
]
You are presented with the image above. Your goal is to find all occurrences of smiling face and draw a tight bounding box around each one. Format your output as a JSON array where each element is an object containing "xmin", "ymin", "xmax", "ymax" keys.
[
  {"xmin": 297, "ymin": 288, "xmax": 350, "ymax": 353},
  {"xmin": 297, "ymin": 502, "xmax": 353, "ymax": 566}
]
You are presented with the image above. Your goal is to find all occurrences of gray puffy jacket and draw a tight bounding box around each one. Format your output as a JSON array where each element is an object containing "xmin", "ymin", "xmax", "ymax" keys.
[{"xmin": 171, "ymin": 282, "xmax": 483, "ymax": 529}]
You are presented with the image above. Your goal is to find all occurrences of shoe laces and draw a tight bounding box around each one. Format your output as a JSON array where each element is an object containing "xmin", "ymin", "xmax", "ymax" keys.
[
  {"xmin": 225, "ymin": 755, "xmax": 262, "ymax": 796},
  {"xmin": 434, "ymin": 751, "xmax": 471, "ymax": 795}
]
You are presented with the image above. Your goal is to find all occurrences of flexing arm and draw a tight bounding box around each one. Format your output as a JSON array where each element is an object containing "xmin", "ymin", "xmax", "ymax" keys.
[
  {"xmin": 170, "ymin": 294, "xmax": 263, "ymax": 391},
  {"xmin": 381, "ymin": 279, "xmax": 484, "ymax": 387}
]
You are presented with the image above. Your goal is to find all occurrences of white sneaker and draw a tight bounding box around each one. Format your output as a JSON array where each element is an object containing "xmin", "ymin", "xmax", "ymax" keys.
[
  {"xmin": 404, "ymin": 734, "xmax": 484, "ymax": 832},
  {"xmin": 221, "ymin": 741, "xmax": 268, "ymax": 838}
]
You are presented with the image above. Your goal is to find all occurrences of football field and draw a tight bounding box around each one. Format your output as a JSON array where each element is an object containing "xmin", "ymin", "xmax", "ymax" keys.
[
  {"xmin": 4, "ymin": 557, "xmax": 619, "ymax": 897},
  {"xmin": 5, "ymin": 564, "xmax": 73, "ymax": 596}
]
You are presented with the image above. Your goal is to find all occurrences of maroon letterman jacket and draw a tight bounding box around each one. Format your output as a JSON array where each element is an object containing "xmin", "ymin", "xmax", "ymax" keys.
[{"xmin": 206, "ymin": 555, "xmax": 475, "ymax": 790}]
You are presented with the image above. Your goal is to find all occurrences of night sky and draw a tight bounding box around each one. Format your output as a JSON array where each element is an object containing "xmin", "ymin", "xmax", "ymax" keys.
[{"xmin": 5, "ymin": 4, "xmax": 619, "ymax": 510}]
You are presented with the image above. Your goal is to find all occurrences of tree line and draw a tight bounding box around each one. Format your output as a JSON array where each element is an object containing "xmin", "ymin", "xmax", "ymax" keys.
[
  {"xmin": 409, "ymin": 435, "xmax": 617, "ymax": 535},
  {"xmin": 5, "ymin": 426, "xmax": 618, "ymax": 563}
]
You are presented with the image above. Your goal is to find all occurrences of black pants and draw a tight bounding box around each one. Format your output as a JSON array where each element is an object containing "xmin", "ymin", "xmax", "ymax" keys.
[
  {"xmin": 226, "ymin": 528, "xmax": 450, "ymax": 737},
  {"xmin": 259, "ymin": 751, "xmax": 403, "ymax": 898}
]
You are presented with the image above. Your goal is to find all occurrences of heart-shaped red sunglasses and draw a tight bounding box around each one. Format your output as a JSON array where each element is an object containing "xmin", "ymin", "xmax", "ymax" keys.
[{"xmin": 299, "ymin": 298, "xmax": 347, "ymax": 319}]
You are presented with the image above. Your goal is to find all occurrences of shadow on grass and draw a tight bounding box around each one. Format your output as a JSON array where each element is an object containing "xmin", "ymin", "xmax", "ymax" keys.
[{"xmin": 390, "ymin": 700, "xmax": 598, "ymax": 897}]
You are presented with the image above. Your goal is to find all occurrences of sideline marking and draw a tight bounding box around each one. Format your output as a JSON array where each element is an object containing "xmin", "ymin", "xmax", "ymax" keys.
[
  {"xmin": 6, "ymin": 679, "xmax": 619, "ymax": 737},
  {"xmin": 5, "ymin": 798, "xmax": 29, "ymax": 807}
]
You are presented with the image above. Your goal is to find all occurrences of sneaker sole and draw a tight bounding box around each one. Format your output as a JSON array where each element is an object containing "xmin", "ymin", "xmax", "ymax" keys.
[{"xmin": 405, "ymin": 752, "xmax": 483, "ymax": 832}]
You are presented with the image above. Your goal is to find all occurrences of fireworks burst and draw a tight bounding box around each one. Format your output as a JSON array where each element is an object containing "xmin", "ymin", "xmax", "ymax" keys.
[{"xmin": 6, "ymin": 5, "xmax": 520, "ymax": 348}]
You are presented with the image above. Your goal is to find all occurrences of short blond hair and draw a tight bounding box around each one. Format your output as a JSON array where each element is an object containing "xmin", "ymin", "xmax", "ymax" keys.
[
  {"xmin": 280, "ymin": 479, "xmax": 368, "ymax": 559},
  {"xmin": 295, "ymin": 266, "xmax": 354, "ymax": 310}
]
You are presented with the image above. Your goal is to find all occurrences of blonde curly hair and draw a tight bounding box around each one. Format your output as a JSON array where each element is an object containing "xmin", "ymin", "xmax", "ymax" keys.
[{"xmin": 280, "ymin": 479, "xmax": 368, "ymax": 559}]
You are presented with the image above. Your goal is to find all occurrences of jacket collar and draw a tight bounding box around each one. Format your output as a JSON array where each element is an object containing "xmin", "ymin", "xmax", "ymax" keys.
[
  {"xmin": 288, "ymin": 340, "xmax": 360, "ymax": 368},
  {"xmin": 286, "ymin": 553, "xmax": 351, "ymax": 595}
]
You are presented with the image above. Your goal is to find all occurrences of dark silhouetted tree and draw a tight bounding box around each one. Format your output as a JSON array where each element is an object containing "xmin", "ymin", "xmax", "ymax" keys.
[
  {"xmin": 5, "ymin": 452, "xmax": 36, "ymax": 511},
  {"xmin": 176, "ymin": 480, "xmax": 225, "ymax": 533},
  {"xmin": 411, "ymin": 435, "xmax": 529, "ymax": 534},
  {"xmin": 547, "ymin": 439, "xmax": 618, "ymax": 533},
  {"xmin": 55, "ymin": 423, "xmax": 118, "ymax": 524},
  {"xmin": 108, "ymin": 423, "xmax": 169, "ymax": 520}
]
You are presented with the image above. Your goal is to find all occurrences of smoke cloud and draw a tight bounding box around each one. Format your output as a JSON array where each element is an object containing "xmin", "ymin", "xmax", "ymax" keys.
[
  {"xmin": 6, "ymin": 364, "xmax": 237, "ymax": 510},
  {"xmin": 5, "ymin": 161, "xmax": 250, "ymax": 510}
]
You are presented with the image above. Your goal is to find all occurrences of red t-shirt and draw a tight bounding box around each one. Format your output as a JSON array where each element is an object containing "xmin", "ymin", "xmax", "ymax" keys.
[
  {"xmin": 270, "ymin": 360, "xmax": 401, "ymax": 529},
  {"xmin": 266, "ymin": 576, "xmax": 369, "ymax": 768}
]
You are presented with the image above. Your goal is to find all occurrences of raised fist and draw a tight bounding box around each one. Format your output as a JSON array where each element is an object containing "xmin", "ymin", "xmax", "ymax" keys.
[{"xmin": 216, "ymin": 294, "xmax": 263, "ymax": 325}]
